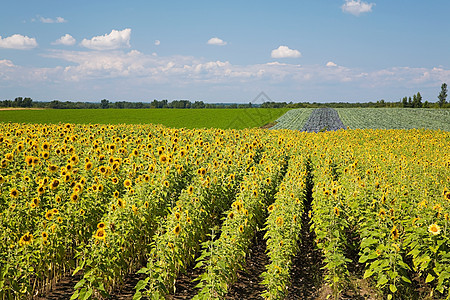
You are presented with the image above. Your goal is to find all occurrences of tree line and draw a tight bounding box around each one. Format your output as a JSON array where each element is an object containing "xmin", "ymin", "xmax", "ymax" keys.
[{"xmin": 1, "ymin": 83, "xmax": 448, "ymax": 109}]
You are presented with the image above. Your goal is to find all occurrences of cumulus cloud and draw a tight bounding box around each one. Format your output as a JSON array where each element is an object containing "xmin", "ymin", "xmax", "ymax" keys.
[
  {"xmin": 326, "ymin": 61, "xmax": 338, "ymax": 67},
  {"xmin": 342, "ymin": 0, "xmax": 375, "ymax": 16},
  {"xmin": 271, "ymin": 46, "xmax": 301, "ymax": 58},
  {"xmin": 80, "ymin": 28, "xmax": 131, "ymax": 50},
  {"xmin": 0, "ymin": 34, "xmax": 38, "ymax": 50},
  {"xmin": 207, "ymin": 37, "xmax": 227, "ymax": 46},
  {"xmin": 39, "ymin": 16, "xmax": 67, "ymax": 23},
  {"xmin": 154, "ymin": 40, "xmax": 160, "ymax": 46},
  {"xmin": 52, "ymin": 34, "xmax": 76, "ymax": 46}
]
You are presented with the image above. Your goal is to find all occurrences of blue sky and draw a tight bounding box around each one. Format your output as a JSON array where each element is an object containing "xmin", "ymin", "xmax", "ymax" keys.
[{"xmin": 1, "ymin": 0, "xmax": 449, "ymax": 103}]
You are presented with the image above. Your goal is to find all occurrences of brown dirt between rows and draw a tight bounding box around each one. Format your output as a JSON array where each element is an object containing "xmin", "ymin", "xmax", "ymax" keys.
[{"xmin": 35, "ymin": 206, "xmax": 380, "ymax": 300}]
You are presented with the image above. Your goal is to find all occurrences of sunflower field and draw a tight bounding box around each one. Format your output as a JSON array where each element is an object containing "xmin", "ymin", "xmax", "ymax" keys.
[{"xmin": 0, "ymin": 122, "xmax": 449, "ymax": 300}]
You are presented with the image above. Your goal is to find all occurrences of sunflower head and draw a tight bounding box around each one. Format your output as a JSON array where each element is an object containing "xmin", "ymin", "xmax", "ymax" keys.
[
  {"xmin": 428, "ymin": 223, "xmax": 441, "ymax": 235},
  {"xmin": 94, "ymin": 228, "xmax": 106, "ymax": 241},
  {"xmin": 19, "ymin": 232, "xmax": 34, "ymax": 246},
  {"xmin": 173, "ymin": 224, "xmax": 181, "ymax": 236}
]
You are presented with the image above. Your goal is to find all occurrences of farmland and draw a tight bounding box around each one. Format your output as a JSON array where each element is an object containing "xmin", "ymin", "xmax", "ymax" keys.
[
  {"xmin": 0, "ymin": 119, "xmax": 449, "ymax": 300},
  {"xmin": 336, "ymin": 108, "xmax": 450, "ymax": 131},
  {"xmin": 0, "ymin": 108, "xmax": 289, "ymax": 130},
  {"xmin": 272, "ymin": 108, "xmax": 450, "ymax": 131}
]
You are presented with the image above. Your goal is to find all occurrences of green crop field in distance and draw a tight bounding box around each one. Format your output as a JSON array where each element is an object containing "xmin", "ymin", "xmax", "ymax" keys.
[
  {"xmin": 0, "ymin": 108, "xmax": 290, "ymax": 129},
  {"xmin": 336, "ymin": 108, "xmax": 450, "ymax": 131}
]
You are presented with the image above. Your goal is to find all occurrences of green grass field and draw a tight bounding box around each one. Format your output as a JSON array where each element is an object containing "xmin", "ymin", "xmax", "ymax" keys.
[{"xmin": 0, "ymin": 108, "xmax": 289, "ymax": 129}]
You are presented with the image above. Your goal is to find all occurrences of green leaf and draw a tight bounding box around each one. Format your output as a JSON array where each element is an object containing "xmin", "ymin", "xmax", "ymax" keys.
[
  {"xmin": 132, "ymin": 291, "xmax": 142, "ymax": 300},
  {"xmin": 359, "ymin": 255, "xmax": 369, "ymax": 263},
  {"xmin": 72, "ymin": 266, "xmax": 83, "ymax": 276},
  {"xmin": 135, "ymin": 279, "xmax": 148, "ymax": 292},
  {"xmin": 389, "ymin": 284, "xmax": 397, "ymax": 293},
  {"xmin": 363, "ymin": 269, "xmax": 374, "ymax": 279},
  {"xmin": 401, "ymin": 276, "xmax": 411, "ymax": 284},
  {"xmin": 74, "ymin": 279, "xmax": 86, "ymax": 290},
  {"xmin": 70, "ymin": 290, "xmax": 79, "ymax": 300},
  {"xmin": 360, "ymin": 237, "xmax": 379, "ymax": 248},
  {"xmin": 376, "ymin": 275, "xmax": 388, "ymax": 287},
  {"xmin": 81, "ymin": 288, "xmax": 93, "ymax": 300},
  {"xmin": 425, "ymin": 273, "xmax": 435, "ymax": 283}
]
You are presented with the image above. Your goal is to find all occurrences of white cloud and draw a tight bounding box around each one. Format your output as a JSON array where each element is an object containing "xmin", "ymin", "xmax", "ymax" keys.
[
  {"xmin": 80, "ymin": 28, "xmax": 131, "ymax": 50},
  {"xmin": 342, "ymin": 0, "xmax": 375, "ymax": 16},
  {"xmin": 271, "ymin": 46, "xmax": 301, "ymax": 58},
  {"xmin": 326, "ymin": 61, "xmax": 338, "ymax": 67},
  {"xmin": 40, "ymin": 16, "xmax": 67, "ymax": 23},
  {"xmin": 0, "ymin": 34, "xmax": 38, "ymax": 50},
  {"xmin": 155, "ymin": 40, "xmax": 160, "ymax": 46},
  {"xmin": 207, "ymin": 37, "xmax": 227, "ymax": 46},
  {"xmin": 52, "ymin": 34, "xmax": 76, "ymax": 46}
]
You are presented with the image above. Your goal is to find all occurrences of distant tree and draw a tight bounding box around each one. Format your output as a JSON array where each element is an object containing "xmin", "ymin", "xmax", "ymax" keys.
[
  {"xmin": 412, "ymin": 92, "xmax": 422, "ymax": 108},
  {"xmin": 100, "ymin": 99, "xmax": 109, "ymax": 109},
  {"xmin": 402, "ymin": 96, "xmax": 408, "ymax": 108},
  {"xmin": 438, "ymin": 83, "xmax": 448, "ymax": 108}
]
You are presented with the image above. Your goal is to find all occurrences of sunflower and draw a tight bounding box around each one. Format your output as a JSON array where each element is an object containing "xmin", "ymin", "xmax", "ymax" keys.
[
  {"xmin": 57, "ymin": 216, "xmax": 63, "ymax": 223},
  {"xmin": 117, "ymin": 198, "xmax": 126, "ymax": 209},
  {"xmin": 268, "ymin": 204, "xmax": 275, "ymax": 212},
  {"xmin": 10, "ymin": 188, "xmax": 19, "ymax": 198},
  {"xmin": 42, "ymin": 141, "xmax": 50, "ymax": 150},
  {"xmin": 85, "ymin": 161, "xmax": 93, "ymax": 171},
  {"xmin": 0, "ymin": 175, "xmax": 5, "ymax": 184},
  {"xmin": 4, "ymin": 152, "xmax": 13, "ymax": 161},
  {"xmin": 163, "ymin": 180, "xmax": 170, "ymax": 188},
  {"xmin": 32, "ymin": 197, "xmax": 40, "ymax": 207},
  {"xmin": 70, "ymin": 193, "xmax": 79, "ymax": 203},
  {"xmin": 55, "ymin": 195, "xmax": 62, "ymax": 203},
  {"xmin": 99, "ymin": 165, "xmax": 107, "ymax": 175},
  {"xmin": 79, "ymin": 209, "xmax": 85, "ymax": 216},
  {"xmin": 124, "ymin": 179, "xmax": 132, "ymax": 188},
  {"xmin": 19, "ymin": 232, "xmax": 33, "ymax": 246},
  {"xmin": 239, "ymin": 224, "xmax": 245, "ymax": 233},
  {"xmin": 111, "ymin": 177, "xmax": 119, "ymax": 185},
  {"xmin": 37, "ymin": 185, "xmax": 45, "ymax": 195},
  {"xmin": 187, "ymin": 185, "xmax": 194, "ymax": 195},
  {"xmin": 41, "ymin": 151, "xmax": 50, "ymax": 160},
  {"xmin": 63, "ymin": 173, "xmax": 71, "ymax": 183},
  {"xmin": 97, "ymin": 222, "xmax": 107, "ymax": 229},
  {"xmin": 173, "ymin": 224, "xmax": 181, "ymax": 236},
  {"xmin": 144, "ymin": 201, "xmax": 149, "ymax": 209},
  {"xmin": 276, "ymin": 216, "xmax": 284, "ymax": 227},
  {"xmin": 159, "ymin": 154, "xmax": 168, "ymax": 163},
  {"xmin": 45, "ymin": 209, "xmax": 54, "ymax": 220},
  {"xmin": 428, "ymin": 223, "xmax": 441, "ymax": 235},
  {"xmin": 391, "ymin": 225, "xmax": 399, "ymax": 240},
  {"xmin": 41, "ymin": 231, "xmax": 48, "ymax": 241},
  {"xmin": 143, "ymin": 174, "xmax": 150, "ymax": 182},
  {"xmin": 94, "ymin": 228, "xmax": 106, "ymax": 241},
  {"xmin": 334, "ymin": 207, "xmax": 340, "ymax": 217}
]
